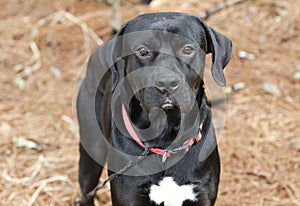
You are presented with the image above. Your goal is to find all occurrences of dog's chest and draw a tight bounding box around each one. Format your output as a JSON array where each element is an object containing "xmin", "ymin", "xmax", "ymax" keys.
[{"xmin": 149, "ymin": 177, "xmax": 197, "ymax": 206}]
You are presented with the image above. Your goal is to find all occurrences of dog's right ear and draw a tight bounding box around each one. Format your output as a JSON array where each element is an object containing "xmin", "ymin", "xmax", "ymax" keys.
[
  {"xmin": 98, "ymin": 22, "xmax": 128, "ymax": 92},
  {"xmin": 110, "ymin": 23, "xmax": 128, "ymax": 92}
]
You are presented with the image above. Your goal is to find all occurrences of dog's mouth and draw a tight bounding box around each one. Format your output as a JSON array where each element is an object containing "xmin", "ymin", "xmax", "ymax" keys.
[
  {"xmin": 132, "ymin": 83, "xmax": 194, "ymax": 115},
  {"xmin": 160, "ymin": 97, "xmax": 178, "ymax": 110}
]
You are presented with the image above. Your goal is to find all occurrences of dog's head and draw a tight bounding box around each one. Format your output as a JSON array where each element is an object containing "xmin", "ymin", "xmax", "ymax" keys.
[{"xmin": 110, "ymin": 12, "xmax": 232, "ymax": 116}]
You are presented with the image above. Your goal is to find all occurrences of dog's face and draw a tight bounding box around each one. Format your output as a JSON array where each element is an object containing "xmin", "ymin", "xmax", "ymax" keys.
[
  {"xmin": 124, "ymin": 33, "xmax": 205, "ymax": 113},
  {"xmin": 112, "ymin": 13, "xmax": 232, "ymax": 115}
]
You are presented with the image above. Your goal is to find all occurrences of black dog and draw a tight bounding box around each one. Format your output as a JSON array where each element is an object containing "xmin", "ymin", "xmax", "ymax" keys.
[{"xmin": 77, "ymin": 12, "xmax": 232, "ymax": 206}]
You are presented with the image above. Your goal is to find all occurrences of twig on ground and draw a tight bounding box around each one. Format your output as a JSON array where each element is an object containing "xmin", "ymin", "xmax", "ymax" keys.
[
  {"xmin": 233, "ymin": 169, "xmax": 273, "ymax": 180},
  {"xmin": 110, "ymin": 0, "xmax": 121, "ymax": 32},
  {"xmin": 27, "ymin": 175, "xmax": 70, "ymax": 206},
  {"xmin": 61, "ymin": 11, "xmax": 103, "ymax": 46},
  {"xmin": 13, "ymin": 10, "xmax": 104, "ymax": 89},
  {"xmin": 282, "ymin": 181, "xmax": 300, "ymax": 205},
  {"xmin": 13, "ymin": 40, "xmax": 41, "ymax": 89},
  {"xmin": 200, "ymin": 0, "xmax": 252, "ymax": 20},
  {"xmin": 2, "ymin": 155, "xmax": 45, "ymax": 184}
]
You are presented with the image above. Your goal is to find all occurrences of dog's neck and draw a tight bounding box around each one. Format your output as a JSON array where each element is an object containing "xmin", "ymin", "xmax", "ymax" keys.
[
  {"xmin": 127, "ymin": 96, "xmax": 180, "ymax": 148},
  {"xmin": 127, "ymin": 81, "xmax": 206, "ymax": 149}
]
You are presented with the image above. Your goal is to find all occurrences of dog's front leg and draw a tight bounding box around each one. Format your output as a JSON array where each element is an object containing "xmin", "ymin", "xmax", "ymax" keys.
[{"xmin": 78, "ymin": 143, "xmax": 104, "ymax": 206}]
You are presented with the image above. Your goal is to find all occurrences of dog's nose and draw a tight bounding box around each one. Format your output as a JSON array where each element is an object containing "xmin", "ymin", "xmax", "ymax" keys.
[{"xmin": 155, "ymin": 75, "xmax": 180, "ymax": 93}]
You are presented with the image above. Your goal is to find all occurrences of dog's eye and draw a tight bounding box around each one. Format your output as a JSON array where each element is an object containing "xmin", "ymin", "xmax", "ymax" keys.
[
  {"xmin": 137, "ymin": 47, "xmax": 150, "ymax": 57},
  {"xmin": 182, "ymin": 45, "xmax": 195, "ymax": 55}
]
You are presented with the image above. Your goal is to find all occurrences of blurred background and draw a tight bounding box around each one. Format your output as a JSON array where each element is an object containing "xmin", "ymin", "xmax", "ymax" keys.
[{"xmin": 0, "ymin": 0, "xmax": 299, "ymax": 205}]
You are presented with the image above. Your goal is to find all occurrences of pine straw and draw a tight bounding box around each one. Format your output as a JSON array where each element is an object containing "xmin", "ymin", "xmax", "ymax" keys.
[{"xmin": 0, "ymin": 0, "xmax": 299, "ymax": 205}]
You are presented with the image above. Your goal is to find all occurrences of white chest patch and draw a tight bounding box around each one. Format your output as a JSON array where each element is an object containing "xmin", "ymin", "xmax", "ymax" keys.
[{"xmin": 149, "ymin": 177, "xmax": 197, "ymax": 206}]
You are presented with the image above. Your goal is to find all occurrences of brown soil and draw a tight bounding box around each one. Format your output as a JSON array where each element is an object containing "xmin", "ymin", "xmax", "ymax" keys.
[{"xmin": 0, "ymin": 0, "xmax": 299, "ymax": 205}]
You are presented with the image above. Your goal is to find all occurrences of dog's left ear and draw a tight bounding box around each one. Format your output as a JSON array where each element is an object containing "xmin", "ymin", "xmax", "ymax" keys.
[
  {"xmin": 207, "ymin": 27, "xmax": 232, "ymax": 86},
  {"xmin": 198, "ymin": 18, "xmax": 232, "ymax": 86}
]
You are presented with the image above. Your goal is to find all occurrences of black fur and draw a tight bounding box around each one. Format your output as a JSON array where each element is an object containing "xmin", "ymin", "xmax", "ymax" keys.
[{"xmin": 77, "ymin": 12, "xmax": 232, "ymax": 206}]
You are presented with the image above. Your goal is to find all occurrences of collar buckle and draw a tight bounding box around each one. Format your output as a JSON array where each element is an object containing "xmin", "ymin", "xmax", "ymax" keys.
[{"xmin": 162, "ymin": 151, "xmax": 168, "ymax": 163}]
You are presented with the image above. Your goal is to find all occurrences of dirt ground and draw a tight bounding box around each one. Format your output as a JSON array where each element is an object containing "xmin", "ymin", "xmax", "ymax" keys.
[{"xmin": 0, "ymin": 0, "xmax": 299, "ymax": 205}]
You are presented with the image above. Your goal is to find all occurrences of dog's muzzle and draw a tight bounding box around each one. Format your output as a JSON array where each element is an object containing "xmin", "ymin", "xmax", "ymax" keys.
[
  {"xmin": 155, "ymin": 74, "xmax": 180, "ymax": 94},
  {"xmin": 154, "ymin": 74, "xmax": 180, "ymax": 110}
]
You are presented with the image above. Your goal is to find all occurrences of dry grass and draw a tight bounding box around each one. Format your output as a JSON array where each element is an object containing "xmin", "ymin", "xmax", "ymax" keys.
[{"xmin": 0, "ymin": 0, "xmax": 299, "ymax": 205}]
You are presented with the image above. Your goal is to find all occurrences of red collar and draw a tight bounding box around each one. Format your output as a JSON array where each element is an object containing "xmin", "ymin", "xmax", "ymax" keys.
[{"xmin": 121, "ymin": 103, "xmax": 203, "ymax": 163}]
